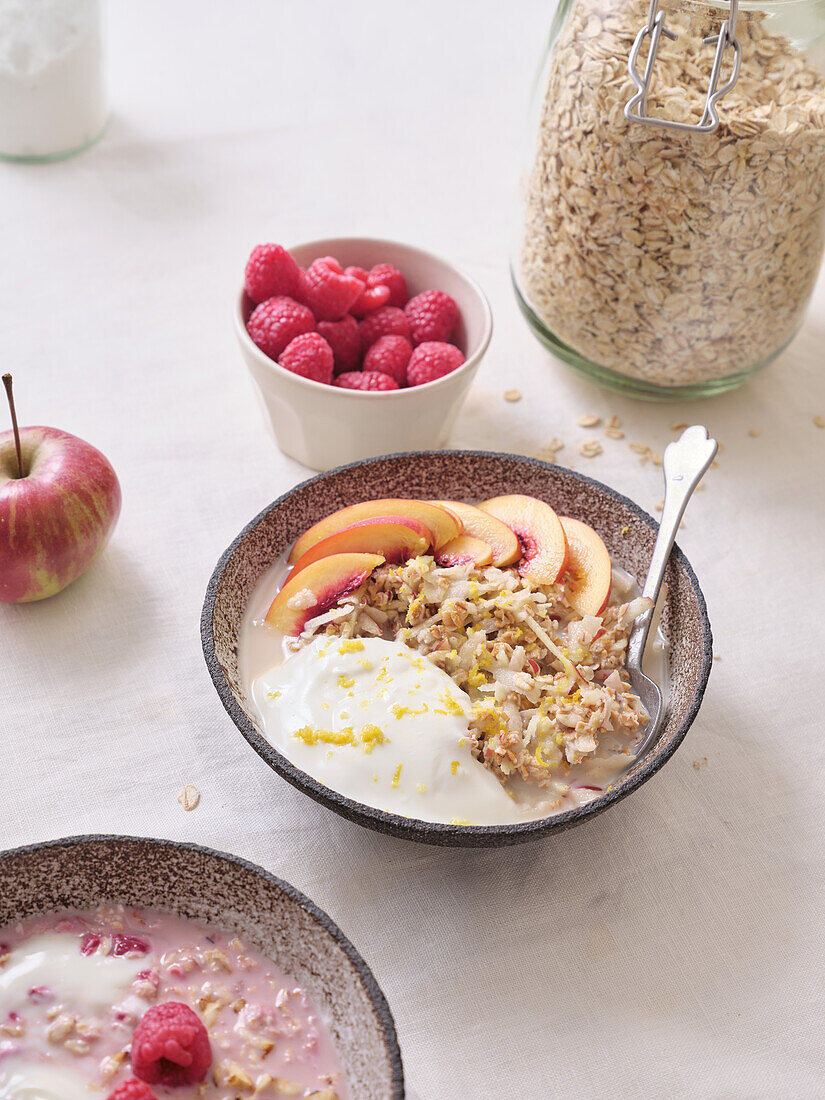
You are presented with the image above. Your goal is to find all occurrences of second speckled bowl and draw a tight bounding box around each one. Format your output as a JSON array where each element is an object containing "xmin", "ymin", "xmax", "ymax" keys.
[
  {"xmin": 0, "ymin": 835, "xmax": 403, "ymax": 1097},
  {"xmin": 202, "ymin": 450, "xmax": 712, "ymax": 847}
]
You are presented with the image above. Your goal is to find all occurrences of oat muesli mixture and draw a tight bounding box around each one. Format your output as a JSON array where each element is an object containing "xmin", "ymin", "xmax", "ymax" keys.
[
  {"xmin": 288, "ymin": 557, "xmax": 653, "ymax": 810},
  {"xmin": 518, "ymin": 0, "xmax": 825, "ymax": 387}
]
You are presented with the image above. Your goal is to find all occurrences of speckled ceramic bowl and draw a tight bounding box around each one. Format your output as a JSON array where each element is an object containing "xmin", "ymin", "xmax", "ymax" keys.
[
  {"xmin": 0, "ymin": 835, "xmax": 404, "ymax": 1098},
  {"xmin": 202, "ymin": 450, "xmax": 712, "ymax": 847}
]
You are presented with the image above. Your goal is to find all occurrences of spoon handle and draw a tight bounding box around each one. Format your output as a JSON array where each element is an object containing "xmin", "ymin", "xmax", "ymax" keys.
[{"xmin": 628, "ymin": 425, "xmax": 718, "ymax": 664}]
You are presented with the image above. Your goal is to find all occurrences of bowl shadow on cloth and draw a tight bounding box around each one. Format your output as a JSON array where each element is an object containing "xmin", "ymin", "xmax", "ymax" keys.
[{"xmin": 324, "ymin": 695, "xmax": 800, "ymax": 1049}]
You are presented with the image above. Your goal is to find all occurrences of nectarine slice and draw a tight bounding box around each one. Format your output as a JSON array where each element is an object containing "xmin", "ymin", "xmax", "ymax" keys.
[
  {"xmin": 430, "ymin": 500, "xmax": 521, "ymax": 566},
  {"xmin": 265, "ymin": 553, "xmax": 385, "ymax": 636},
  {"xmin": 290, "ymin": 517, "xmax": 430, "ymax": 578},
  {"xmin": 288, "ymin": 499, "xmax": 461, "ymax": 563},
  {"xmin": 435, "ymin": 534, "xmax": 493, "ymax": 568},
  {"xmin": 559, "ymin": 516, "xmax": 611, "ymax": 616},
  {"xmin": 478, "ymin": 494, "xmax": 569, "ymax": 585}
]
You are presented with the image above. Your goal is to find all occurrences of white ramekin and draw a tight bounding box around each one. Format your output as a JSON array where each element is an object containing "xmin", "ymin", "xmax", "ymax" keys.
[{"xmin": 235, "ymin": 237, "xmax": 492, "ymax": 471}]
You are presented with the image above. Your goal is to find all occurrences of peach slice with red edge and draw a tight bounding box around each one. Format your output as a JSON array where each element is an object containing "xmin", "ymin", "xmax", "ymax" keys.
[
  {"xmin": 265, "ymin": 553, "xmax": 385, "ymax": 636},
  {"xmin": 429, "ymin": 500, "xmax": 521, "ymax": 567},
  {"xmin": 478, "ymin": 494, "xmax": 569, "ymax": 585},
  {"xmin": 559, "ymin": 516, "xmax": 612, "ymax": 616},
  {"xmin": 290, "ymin": 517, "xmax": 430, "ymax": 578},
  {"xmin": 435, "ymin": 534, "xmax": 493, "ymax": 568},
  {"xmin": 288, "ymin": 499, "xmax": 461, "ymax": 564}
]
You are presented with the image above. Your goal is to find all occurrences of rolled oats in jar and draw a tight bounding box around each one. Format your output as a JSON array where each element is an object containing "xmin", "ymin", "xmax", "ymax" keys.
[{"xmin": 515, "ymin": 0, "xmax": 825, "ymax": 397}]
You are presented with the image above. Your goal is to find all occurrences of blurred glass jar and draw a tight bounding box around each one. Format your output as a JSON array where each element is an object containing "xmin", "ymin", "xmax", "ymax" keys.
[
  {"xmin": 514, "ymin": 0, "xmax": 825, "ymax": 398},
  {"xmin": 0, "ymin": 0, "xmax": 107, "ymax": 161}
]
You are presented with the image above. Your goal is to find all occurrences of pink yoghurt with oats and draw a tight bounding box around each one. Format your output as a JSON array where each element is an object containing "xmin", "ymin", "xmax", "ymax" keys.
[{"xmin": 0, "ymin": 906, "xmax": 347, "ymax": 1100}]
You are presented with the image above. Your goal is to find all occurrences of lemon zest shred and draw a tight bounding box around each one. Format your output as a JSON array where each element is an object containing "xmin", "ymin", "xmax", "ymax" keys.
[{"xmin": 391, "ymin": 703, "xmax": 429, "ymax": 719}]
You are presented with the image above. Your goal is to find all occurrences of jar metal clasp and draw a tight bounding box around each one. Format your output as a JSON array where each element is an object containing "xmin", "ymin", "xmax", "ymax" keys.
[{"xmin": 624, "ymin": 0, "xmax": 742, "ymax": 134}]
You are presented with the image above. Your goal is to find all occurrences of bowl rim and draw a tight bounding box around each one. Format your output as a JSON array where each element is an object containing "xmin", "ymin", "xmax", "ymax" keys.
[
  {"xmin": 234, "ymin": 236, "xmax": 493, "ymax": 399},
  {"xmin": 0, "ymin": 833, "xmax": 405, "ymax": 1097},
  {"xmin": 201, "ymin": 449, "xmax": 713, "ymax": 847}
]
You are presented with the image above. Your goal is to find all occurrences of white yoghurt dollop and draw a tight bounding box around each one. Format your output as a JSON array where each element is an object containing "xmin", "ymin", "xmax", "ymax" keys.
[
  {"xmin": 0, "ymin": 1063, "xmax": 92, "ymax": 1100},
  {"xmin": 0, "ymin": 933, "xmax": 143, "ymax": 1017},
  {"xmin": 253, "ymin": 636, "xmax": 521, "ymax": 824}
]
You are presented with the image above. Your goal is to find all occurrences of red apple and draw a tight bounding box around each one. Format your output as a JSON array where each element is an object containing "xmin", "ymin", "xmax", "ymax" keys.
[{"xmin": 0, "ymin": 421, "xmax": 121, "ymax": 603}]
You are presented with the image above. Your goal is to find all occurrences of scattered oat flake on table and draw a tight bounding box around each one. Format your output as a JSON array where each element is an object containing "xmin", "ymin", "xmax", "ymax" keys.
[
  {"xmin": 504, "ymin": 388, "xmax": 522, "ymax": 402},
  {"xmin": 814, "ymin": 415, "xmax": 825, "ymax": 428},
  {"xmin": 544, "ymin": 437, "xmax": 564, "ymax": 453},
  {"xmin": 748, "ymin": 428, "xmax": 761, "ymax": 437},
  {"xmin": 713, "ymin": 655, "xmax": 722, "ymax": 661},
  {"xmin": 606, "ymin": 414, "xmax": 622, "ymax": 429},
  {"xmin": 580, "ymin": 439, "xmax": 603, "ymax": 457},
  {"xmin": 577, "ymin": 413, "xmax": 601, "ymax": 427},
  {"xmin": 655, "ymin": 500, "xmax": 664, "ymax": 512},
  {"xmin": 649, "ymin": 450, "xmax": 663, "ymax": 467},
  {"xmin": 670, "ymin": 422, "xmax": 688, "ymax": 432},
  {"xmin": 605, "ymin": 428, "xmax": 625, "ymax": 439},
  {"xmin": 629, "ymin": 442, "xmax": 649, "ymax": 454},
  {"xmin": 177, "ymin": 785, "xmax": 200, "ymax": 811},
  {"xmin": 693, "ymin": 757, "xmax": 709, "ymax": 771}
]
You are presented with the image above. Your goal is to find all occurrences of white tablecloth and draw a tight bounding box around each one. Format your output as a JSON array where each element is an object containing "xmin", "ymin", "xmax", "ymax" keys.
[{"xmin": 2, "ymin": 3, "xmax": 824, "ymax": 1097}]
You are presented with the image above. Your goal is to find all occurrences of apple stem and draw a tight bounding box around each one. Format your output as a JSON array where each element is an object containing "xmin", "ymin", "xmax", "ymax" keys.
[{"xmin": 2, "ymin": 373, "xmax": 24, "ymax": 479}]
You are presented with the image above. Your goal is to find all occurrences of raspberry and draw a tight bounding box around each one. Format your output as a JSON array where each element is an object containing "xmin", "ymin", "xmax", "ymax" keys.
[
  {"xmin": 344, "ymin": 265, "xmax": 369, "ymax": 282},
  {"xmin": 111, "ymin": 934, "xmax": 150, "ymax": 957},
  {"xmin": 316, "ymin": 315, "xmax": 361, "ymax": 373},
  {"xmin": 131, "ymin": 1002, "xmax": 211, "ymax": 1087},
  {"xmin": 244, "ymin": 244, "xmax": 300, "ymax": 303},
  {"xmin": 359, "ymin": 306, "xmax": 410, "ymax": 353},
  {"xmin": 247, "ymin": 296, "xmax": 315, "ymax": 360},
  {"xmin": 404, "ymin": 290, "xmax": 458, "ymax": 345},
  {"xmin": 363, "ymin": 335, "xmax": 412, "ymax": 386},
  {"xmin": 407, "ymin": 341, "xmax": 465, "ymax": 386},
  {"xmin": 279, "ymin": 332, "xmax": 334, "ymax": 383},
  {"xmin": 367, "ymin": 263, "xmax": 408, "ymax": 308},
  {"xmin": 298, "ymin": 258, "xmax": 363, "ymax": 321},
  {"xmin": 107, "ymin": 1079, "xmax": 158, "ymax": 1100},
  {"xmin": 80, "ymin": 933, "xmax": 101, "ymax": 955},
  {"xmin": 350, "ymin": 283, "xmax": 390, "ymax": 318},
  {"xmin": 334, "ymin": 371, "xmax": 399, "ymax": 391}
]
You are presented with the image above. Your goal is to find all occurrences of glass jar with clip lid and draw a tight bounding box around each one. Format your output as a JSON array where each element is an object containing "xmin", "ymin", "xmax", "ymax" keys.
[{"xmin": 514, "ymin": 0, "xmax": 825, "ymax": 398}]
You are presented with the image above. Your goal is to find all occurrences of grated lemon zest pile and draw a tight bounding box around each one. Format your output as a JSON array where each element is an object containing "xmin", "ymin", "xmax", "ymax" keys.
[{"xmin": 293, "ymin": 724, "xmax": 389, "ymax": 754}]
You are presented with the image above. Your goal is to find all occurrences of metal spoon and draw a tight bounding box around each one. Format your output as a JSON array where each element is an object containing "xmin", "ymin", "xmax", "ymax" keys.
[{"xmin": 627, "ymin": 424, "xmax": 717, "ymax": 758}]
